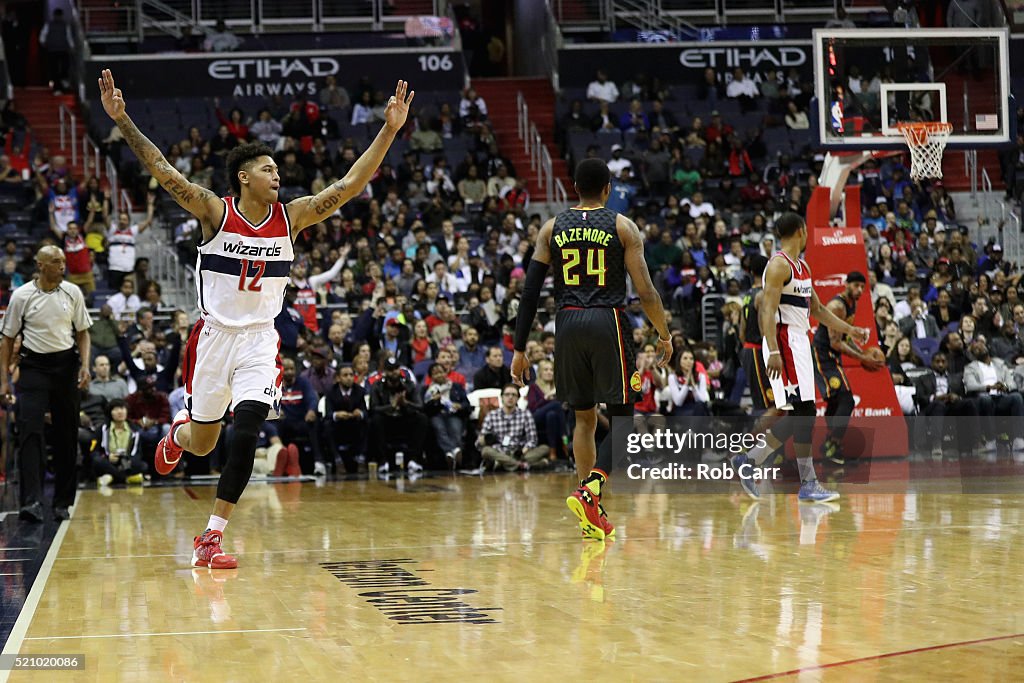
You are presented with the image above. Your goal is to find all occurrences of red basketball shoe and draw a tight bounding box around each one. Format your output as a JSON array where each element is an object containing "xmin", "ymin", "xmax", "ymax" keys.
[
  {"xmin": 598, "ymin": 503, "xmax": 616, "ymax": 540},
  {"xmin": 191, "ymin": 530, "xmax": 238, "ymax": 569},
  {"xmin": 566, "ymin": 485, "xmax": 605, "ymax": 541},
  {"xmin": 582, "ymin": 503, "xmax": 616, "ymax": 540},
  {"xmin": 155, "ymin": 409, "xmax": 190, "ymax": 475}
]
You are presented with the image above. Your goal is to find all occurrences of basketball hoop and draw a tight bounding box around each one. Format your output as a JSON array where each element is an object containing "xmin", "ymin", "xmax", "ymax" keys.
[{"xmin": 896, "ymin": 122, "xmax": 953, "ymax": 180}]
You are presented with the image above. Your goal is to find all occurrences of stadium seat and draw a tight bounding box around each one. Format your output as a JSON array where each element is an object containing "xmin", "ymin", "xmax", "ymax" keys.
[
  {"xmin": 412, "ymin": 359, "xmax": 433, "ymax": 381},
  {"xmin": 912, "ymin": 338, "xmax": 940, "ymax": 367}
]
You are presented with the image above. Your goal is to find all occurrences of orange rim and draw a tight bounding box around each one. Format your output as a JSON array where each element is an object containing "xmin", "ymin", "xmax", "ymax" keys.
[{"xmin": 897, "ymin": 122, "xmax": 953, "ymax": 146}]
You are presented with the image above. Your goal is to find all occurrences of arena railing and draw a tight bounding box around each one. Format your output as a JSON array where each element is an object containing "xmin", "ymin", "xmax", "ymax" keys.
[
  {"xmin": 554, "ymin": 177, "xmax": 568, "ymax": 208},
  {"xmin": 155, "ymin": 0, "xmax": 445, "ymax": 32},
  {"xmin": 58, "ymin": 104, "xmax": 78, "ymax": 167},
  {"xmin": 517, "ymin": 91, "xmax": 568, "ymax": 209},
  {"xmin": 80, "ymin": 5, "xmax": 137, "ymax": 38},
  {"xmin": 145, "ymin": 238, "xmax": 197, "ymax": 314},
  {"xmin": 995, "ymin": 185, "xmax": 1021, "ymax": 267},
  {"xmin": 83, "ymin": 136, "xmax": 102, "ymax": 183},
  {"xmin": 541, "ymin": 2, "xmax": 562, "ymax": 93},
  {"xmin": 59, "ymin": 103, "xmax": 104, "ymax": 193},
  {"xmin": 701, "ymin": 293, "xmax": 726, "ymax": 345},
  {"xmin": 611, "ymin": 0, "xmax": 698, "ymax": 35},
  {"xmin": 0, "ymin": 50, "xmax": 10, "ymax": 101},
  {"xmin": 555, "ymin": 0, "xmax": 890, "ymax": 32},
  {"xmin": 68, "ymin": 2, "xmax": 92, "ymax": 103}
]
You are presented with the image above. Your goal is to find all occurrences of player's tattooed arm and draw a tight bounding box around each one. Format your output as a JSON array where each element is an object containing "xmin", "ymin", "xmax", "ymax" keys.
[
  {"xmin": 289, "ymin": 177, "xmax": 351, "ymax": 228},
  {"xmin": 825, "ymin": 299, "xmax": 864, "ymax": 359},
  {"xmin": 811, "ymin": 290, "xmax": 869, "ymax": 345},
  {"xmin": 120, "ymin": 118, "xmax": 218, "ymax": 210},
  {"xmin": 98, "ymin": 69, "xmax": 221, "ymax": 231}
]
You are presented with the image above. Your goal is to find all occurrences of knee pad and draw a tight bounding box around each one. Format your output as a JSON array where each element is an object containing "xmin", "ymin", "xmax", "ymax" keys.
[
  {"xmin": 217, "ymin": 401, "xmax": 269, "ymax": 504},
  {"xmin": 233, "ymin": 401, "xmax": 270, "ymax": 437}
]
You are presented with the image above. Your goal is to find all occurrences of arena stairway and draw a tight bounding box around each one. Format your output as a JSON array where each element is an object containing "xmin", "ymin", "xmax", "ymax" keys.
[{"xmin": 471, "ymin": 77, "xmax": 573, "ymax": 204}]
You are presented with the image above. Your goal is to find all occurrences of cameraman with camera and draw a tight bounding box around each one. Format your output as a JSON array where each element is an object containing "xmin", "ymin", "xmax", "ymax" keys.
[{"xmin": 369, "ymin": 357, "xmax": 428, "ymax": 474}]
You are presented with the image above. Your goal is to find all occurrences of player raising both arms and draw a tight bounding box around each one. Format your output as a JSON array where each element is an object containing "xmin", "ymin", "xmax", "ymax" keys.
[
  {"xmin": 99, "ymin": 69, "xmax": 413, "ymax": 568},
  {"xmin": 511, "ymin": 159, "xmax": 672, "ymax": 541},
  {"xmin": 732, "ymin": 213, "xmax": 870, "ymax": 503}
]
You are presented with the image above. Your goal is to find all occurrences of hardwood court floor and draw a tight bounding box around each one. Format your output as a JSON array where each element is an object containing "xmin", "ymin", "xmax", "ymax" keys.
[{"xmin": 5, "ymin": 471, "xmax": 1024, "ymax": 682}]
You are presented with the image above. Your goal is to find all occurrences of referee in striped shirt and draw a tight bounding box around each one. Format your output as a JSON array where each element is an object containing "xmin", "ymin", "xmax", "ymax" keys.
[{"xmin": 0, "ymin": 246, "xmax": 93, "ymax": 522}]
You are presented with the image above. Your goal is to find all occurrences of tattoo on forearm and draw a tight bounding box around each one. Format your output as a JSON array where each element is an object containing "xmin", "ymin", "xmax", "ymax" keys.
[
  {"xmin": 117, "ymin": 115, "xmax": 214, "ymax": 208},
  {"xmin": 313, "ymin": 180, "xmax": 349, "ymax": 216},
  {"xmin": 116, "ymin": 116, "xmax": 165, "ymax": 172}
]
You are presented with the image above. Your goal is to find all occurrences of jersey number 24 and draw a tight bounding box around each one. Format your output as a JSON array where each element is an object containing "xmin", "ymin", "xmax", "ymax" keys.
[{"xmin": 562, "ymin": 248, "xmax": 606, "ymax": 286}]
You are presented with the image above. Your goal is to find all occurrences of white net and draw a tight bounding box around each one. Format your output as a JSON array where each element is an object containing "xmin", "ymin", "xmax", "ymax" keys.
[{"xmin": 897, "ymin": 123, "xmax": 953, "ymax": 180}]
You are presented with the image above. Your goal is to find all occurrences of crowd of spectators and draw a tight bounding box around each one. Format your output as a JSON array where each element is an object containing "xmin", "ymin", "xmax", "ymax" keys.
[{"xmin": 2, "ymin": 55, "xmax": 1024, "ymax": 485}]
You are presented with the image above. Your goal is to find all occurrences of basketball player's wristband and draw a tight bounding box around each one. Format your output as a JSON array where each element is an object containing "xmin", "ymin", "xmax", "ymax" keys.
[
  {"xmin": 513, "ymin": 259, "xmax": 549, "ymax": 352},
  {"xmin": 768, "ymin": 351, "xmax": 781, "ymax": 356}
]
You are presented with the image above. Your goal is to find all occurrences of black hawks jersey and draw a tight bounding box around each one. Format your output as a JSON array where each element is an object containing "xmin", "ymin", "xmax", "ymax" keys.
[
  {"xmin": 814, "ymin": 293, "xmax": 855, "ymax": 351},
  {"xmin": 550, "ymin": 206, "xmax": 627, "ymax": 309}
]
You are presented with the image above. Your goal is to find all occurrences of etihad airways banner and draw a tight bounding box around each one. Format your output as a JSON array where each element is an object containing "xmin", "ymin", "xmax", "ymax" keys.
[
  {"xmin": 558, "ymin": 40, "xmax": 812, "ymax": 90},
  {"xmin": 804, "ymin": 184, "xmax": 908, "ymax": 458},
  {"xmin": 85, "ymin": 48, "xmax": 464, "ymax": 99}
]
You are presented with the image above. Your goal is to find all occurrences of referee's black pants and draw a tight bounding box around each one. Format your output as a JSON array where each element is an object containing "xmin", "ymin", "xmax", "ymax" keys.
[{"xmin": 17, "ymin": 350, "xmax": 80, "ymax": 510}]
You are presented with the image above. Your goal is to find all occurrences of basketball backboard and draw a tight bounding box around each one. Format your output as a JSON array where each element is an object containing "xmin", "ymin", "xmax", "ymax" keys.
[{"xmin": 812, "ymin": 28, "xmax": 1013, "ymax": 150}]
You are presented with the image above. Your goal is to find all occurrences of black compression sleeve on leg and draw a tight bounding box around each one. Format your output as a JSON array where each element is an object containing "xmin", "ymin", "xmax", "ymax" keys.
[
  {"xmin": 595, "ymin": 403, "xmax": 634, "ymax": 475},
  {"xmin": 825, "ymin": 393, "xmax": 841, "ymax": 418},
  {"xmin": 513, "ymin": 258, "xmax": 550, "ymax": 352},
  {"xmin": 829, "ymin": 391, "xmax": 854, "ymax": 440},
  {"xmin": 216, "ymin": 401, "xmax": 270, "ymax": 505},
  {"xmin": 791, "ymin": 400, "xmax": 816, "ymax": 445}
]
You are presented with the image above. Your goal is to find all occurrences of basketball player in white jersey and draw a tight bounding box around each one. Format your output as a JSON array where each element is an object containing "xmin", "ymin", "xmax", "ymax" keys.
[
  {"xmin": 731, "ymin": 212, "xmax": 869, "ymax": 503},
  {"xmin": 99, "ymin": 69, "xmax": 413, "ymax": 568}
]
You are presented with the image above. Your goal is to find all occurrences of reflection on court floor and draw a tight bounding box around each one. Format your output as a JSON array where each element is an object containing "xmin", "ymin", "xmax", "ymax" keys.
[{"xmin": 4, "ymin": 470, "xmax": 1024, "ymax": 682}]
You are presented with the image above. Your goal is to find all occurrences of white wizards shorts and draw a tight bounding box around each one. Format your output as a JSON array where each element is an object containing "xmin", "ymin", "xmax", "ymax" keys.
[
  {"xmin": 182, "ymin": 318, "xmax": 283, "ymax": 423},
  {"xmin": 763, "ymin": 326, "xmax": 816, "ymax": 410}
]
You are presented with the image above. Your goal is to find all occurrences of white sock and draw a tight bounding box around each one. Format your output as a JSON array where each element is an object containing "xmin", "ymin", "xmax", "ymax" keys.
[
  {"xmin": 747, "ymin": 442, "xmax": 770, "ymax": 465},
  {"xmin": 171, "ymin": 423, "xmax": 185, "ymax": 448},
  {"xmin": 207, "ymin": 515, "xmax": 228, "ymax": 533},
  {"xmin": 797, "ymin": 457, "xmax": 816, "ymax": 483}
]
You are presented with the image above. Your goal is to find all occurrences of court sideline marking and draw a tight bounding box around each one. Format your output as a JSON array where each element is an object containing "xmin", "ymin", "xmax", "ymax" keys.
[
  {"xmin": 0, "ymin": 516, "xmax": 73, "ymax": 683},
  {"xmin": 731, "ymin": 631, "xmax": 1024, "ymax": 682}
]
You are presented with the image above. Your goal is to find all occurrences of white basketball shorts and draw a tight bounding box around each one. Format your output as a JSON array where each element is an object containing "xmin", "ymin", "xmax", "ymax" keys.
[
  {"xmin": 763, "ymin": 326, "xmax": 816, "ymax": 410},
  {"xmin": 182, "ymin": 318, "xmax": 283, "ymax": 423}
]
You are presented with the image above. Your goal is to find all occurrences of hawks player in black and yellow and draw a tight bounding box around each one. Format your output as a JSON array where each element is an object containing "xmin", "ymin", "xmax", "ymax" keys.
[
  {"xmin": 740, "ymin": 255, "xmax": 778, "ymax": 415},
  {"xmin": 812, "ymin": 271, "xmax": 883, "ymax": 463},
  {"xmin": 511, "ymin": 159, "xmax": 672, "ymax": 541}
]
